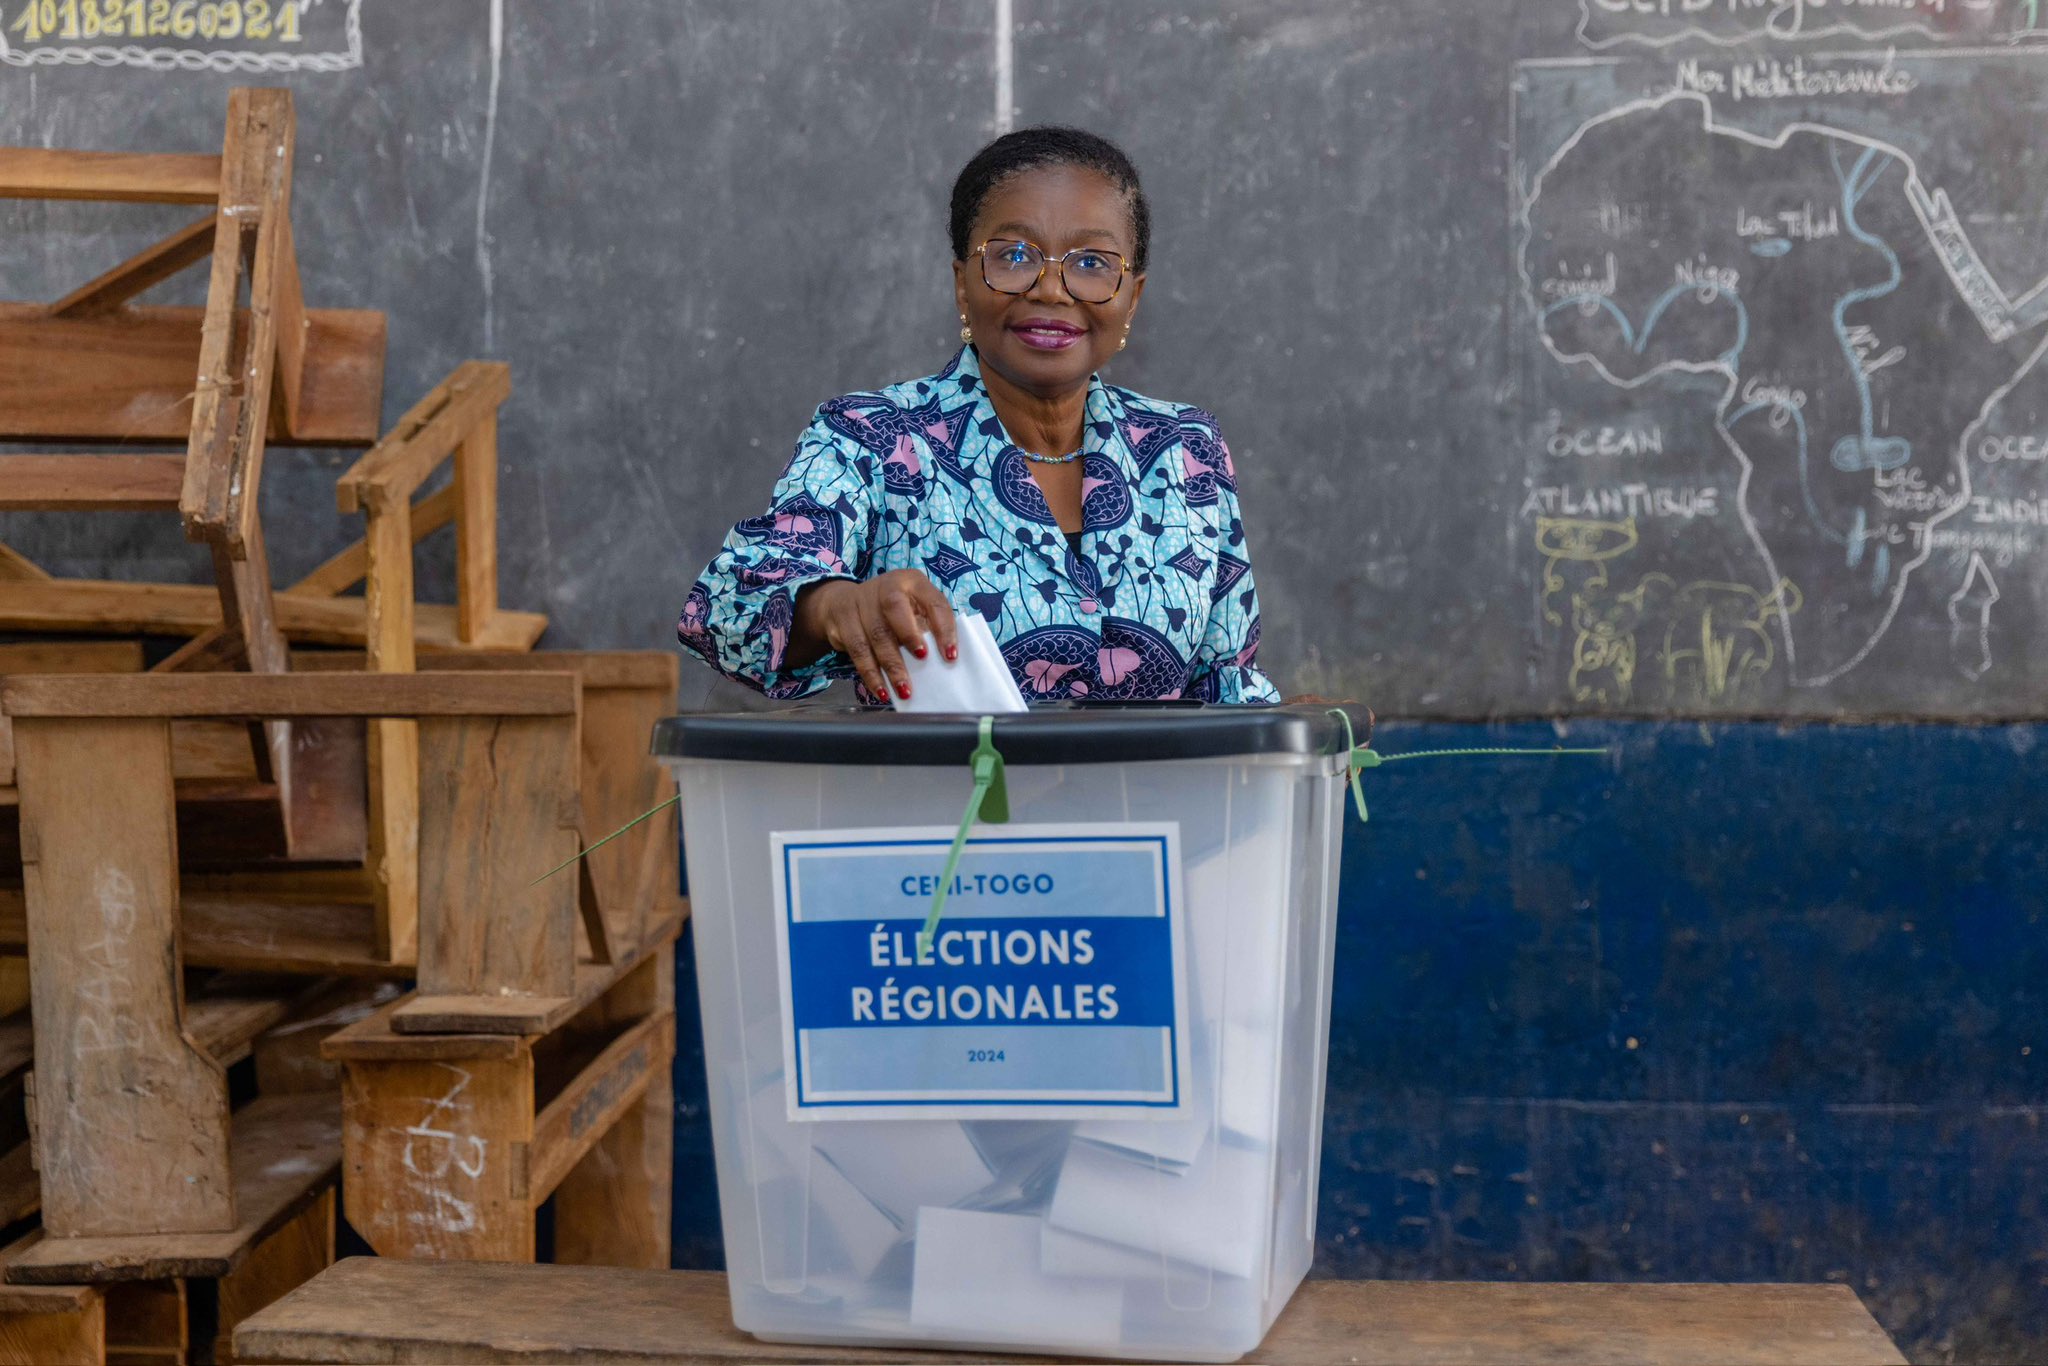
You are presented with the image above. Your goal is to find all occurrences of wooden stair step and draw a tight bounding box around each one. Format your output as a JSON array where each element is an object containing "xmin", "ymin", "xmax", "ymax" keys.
[{"xmin": 0, "ymin": 455, "xmax": 187, "ymax": 511}]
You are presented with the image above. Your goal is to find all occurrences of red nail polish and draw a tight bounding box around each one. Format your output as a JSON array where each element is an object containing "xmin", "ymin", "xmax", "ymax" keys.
[
  {"xmin": 944, "ymin": 645, "xmax": 958, "ymax": 662},
  {"xmin": 896, "ymin": 682, "xmax": 912, "ymax": 700},
  {"xmin": 912, "ymin": 645, "xmax": 928, "ymax": 659}
]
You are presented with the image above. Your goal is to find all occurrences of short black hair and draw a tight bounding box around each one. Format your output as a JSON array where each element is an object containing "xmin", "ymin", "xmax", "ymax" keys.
[{"xmin": 949, "ymin": 126, "xmax": 1151, "ymax": 274}]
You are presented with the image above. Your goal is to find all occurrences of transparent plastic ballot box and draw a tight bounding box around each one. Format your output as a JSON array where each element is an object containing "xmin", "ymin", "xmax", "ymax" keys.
[{"xmin": 654, "ymin": 703, "xmax": 1360, "ymax": 1363}]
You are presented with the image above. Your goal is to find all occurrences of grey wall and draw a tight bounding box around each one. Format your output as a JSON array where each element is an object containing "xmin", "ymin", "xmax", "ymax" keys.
[{"xmin": 4, "ymin": 1, "xmax": 2046, "ymax": 717}]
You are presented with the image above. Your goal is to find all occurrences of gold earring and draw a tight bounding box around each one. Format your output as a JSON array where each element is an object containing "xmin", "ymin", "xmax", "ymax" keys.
[
  {"xmin": 960, "ymin": 315, "xmax": 973, "ymax": 345},
  {"xmin": 1117, "ymin": 328, "xmax": 1130, "ymax": 352}
]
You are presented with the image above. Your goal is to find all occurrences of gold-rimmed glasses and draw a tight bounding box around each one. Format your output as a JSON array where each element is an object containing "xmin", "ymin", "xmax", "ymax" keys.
[{"xmin": 973, "ymin": 237, "xmax": 1130, "ymax": 304}]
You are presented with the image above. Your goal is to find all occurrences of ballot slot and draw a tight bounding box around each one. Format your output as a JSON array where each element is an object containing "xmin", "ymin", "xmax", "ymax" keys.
[{"xmin": 661, "ymin": 705, "xmax": 1355, "ymax": 1362}]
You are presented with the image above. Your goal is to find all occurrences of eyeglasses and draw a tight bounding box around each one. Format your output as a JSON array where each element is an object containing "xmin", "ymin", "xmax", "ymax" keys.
[{"xmin": 973, "ymin": 238, "xmax": 1130, "ymax": 304}]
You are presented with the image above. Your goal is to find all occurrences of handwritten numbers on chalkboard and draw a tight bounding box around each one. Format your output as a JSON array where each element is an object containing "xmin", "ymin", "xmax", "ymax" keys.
[{"xmin": 7, "ymin": 0, "xmax": 301, "ymax": 43}]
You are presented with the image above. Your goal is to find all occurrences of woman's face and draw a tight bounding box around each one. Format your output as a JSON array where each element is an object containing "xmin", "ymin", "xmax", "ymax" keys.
[{"xmin": 953, "ymin": 164, "xmax": 1146, "ymax": 400}]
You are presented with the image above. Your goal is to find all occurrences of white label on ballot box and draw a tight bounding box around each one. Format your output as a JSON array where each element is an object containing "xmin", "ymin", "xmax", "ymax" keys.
[{"xmin": 771, "ymin": 823, "xmax": 1190, "ymax": 1121}]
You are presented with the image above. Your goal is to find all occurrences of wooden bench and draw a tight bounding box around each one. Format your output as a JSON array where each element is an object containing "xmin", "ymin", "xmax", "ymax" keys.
[
  {"xmin": 322, "ymin": 927, "xmax": 678, "ymax": 1267},
  {"xmin": 0, "ymin": 671, "xmax": 671, "ymax": 1267},
  {"xmin": 233, "ymin": 1260, "xmax": 1906, "ymax": 1365}
]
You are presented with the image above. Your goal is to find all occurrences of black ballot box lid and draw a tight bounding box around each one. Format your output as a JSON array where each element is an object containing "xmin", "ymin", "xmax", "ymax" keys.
[{"xmin": 652, "ymin": 701, "xmax": 1370, "ymax": 768}]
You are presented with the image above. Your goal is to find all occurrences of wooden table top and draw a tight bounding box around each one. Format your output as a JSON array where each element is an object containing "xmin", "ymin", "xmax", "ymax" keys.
[{"xmin": 234, "ymin": 1258, "xmax": 1906, "ymax": 1365}]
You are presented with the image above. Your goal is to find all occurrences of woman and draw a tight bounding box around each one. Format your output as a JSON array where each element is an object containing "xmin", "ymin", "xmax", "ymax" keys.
[{"xmin": 679, "ymin": 127, "xmax": 1278, "ymax": 705}]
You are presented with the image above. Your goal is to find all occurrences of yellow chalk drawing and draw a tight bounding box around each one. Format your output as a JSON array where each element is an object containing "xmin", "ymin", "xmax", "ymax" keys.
[
  {"xmin": 1659, "ymin": 578, "xmax": 1802, "ymax": 707},
  {"xmin": 1536, "ymin": 519, "xmax": 1800, "ymax": 707},
  {"xmin": 1537, "ymin": 516, "xmax": 1639, "ymax": 626}
]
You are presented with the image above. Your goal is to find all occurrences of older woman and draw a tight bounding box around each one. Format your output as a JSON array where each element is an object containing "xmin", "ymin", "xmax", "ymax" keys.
[{"xmin": 679, "ymin": 127, "xmax": 1277, "ymax": 705}]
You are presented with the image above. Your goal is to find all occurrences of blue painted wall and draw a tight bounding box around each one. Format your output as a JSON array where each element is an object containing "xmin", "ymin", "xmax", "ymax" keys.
[{"xmin": 669, "ymin": 719, "xmax": 2048, "ymax": 1364}]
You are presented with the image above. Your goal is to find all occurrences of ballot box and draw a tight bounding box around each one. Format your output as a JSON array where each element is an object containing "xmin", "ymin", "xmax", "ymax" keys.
[{"xmin": 656, "ymin": 705, "xmax": 1357, "ymax": 1362}]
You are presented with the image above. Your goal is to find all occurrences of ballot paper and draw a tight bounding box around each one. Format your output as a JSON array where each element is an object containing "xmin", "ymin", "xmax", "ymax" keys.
[
  {"xmin": 813, "ymin": 1121, "xmax": 993, "ymax": 1224},
  {"xmin": 752, "ymin": 1160, "xmax": 901, "ymax": 1283},
  {"xmin": 893, "ymin": 611, "xmax": 1027, "ymax": 714},
  {"xmin": 1184, "ymin": 818, "xmax": 1289, "ymax": 1030},
  {"xmin": 1047, "ymin": 1137, "xmax": 1268, "ymax": 1280},
  {"xmin": 1040, "ymin": 1221, "xmax": 1173, "ymax": 1280},
  {"xmin": 910, "ymin": 1209, "xmax": 1123, "ymax": 1343}
]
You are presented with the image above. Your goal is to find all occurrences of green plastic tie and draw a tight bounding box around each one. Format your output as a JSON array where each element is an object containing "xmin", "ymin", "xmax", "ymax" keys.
[
  {"xmin": 917, "ymin": 716, "xmax": 1009, "ymax": 959},
  {"xmin": 528, "ymin": 792, "xmax": 681, "ymax": 887},
  {"xmin": 1325, "ymin": 708, "xmax": 1608, "ymax": 823}
]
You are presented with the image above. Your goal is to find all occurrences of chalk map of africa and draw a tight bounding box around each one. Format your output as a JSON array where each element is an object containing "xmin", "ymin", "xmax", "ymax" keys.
[{"xmin": 1515, "ymin": 51, "xmax": 2048, "ymax": 711}]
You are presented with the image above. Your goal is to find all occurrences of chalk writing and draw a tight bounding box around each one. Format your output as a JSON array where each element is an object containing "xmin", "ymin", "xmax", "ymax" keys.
[
  {"xmin": 398, "ymin": 1063, "xmax": 487, "ymax": 1252},
  {"xmin": 0, "ymin": 0, "xmax": 358, "ymax": 71},
  {"xmin": 71, "ymin": 866, "xmax": 144, "ymax": 1058}
]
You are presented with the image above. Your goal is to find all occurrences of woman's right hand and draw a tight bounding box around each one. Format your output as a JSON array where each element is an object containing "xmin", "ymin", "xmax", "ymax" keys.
[{"xmin": 792, "ymin": 570, "xmax": 960, "ymax": 701}]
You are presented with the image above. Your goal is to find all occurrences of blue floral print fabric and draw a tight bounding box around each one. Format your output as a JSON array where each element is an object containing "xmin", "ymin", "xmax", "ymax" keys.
[{"xmin": 678, "ymin": 346, "xmax": 1279, "ymax": 705}]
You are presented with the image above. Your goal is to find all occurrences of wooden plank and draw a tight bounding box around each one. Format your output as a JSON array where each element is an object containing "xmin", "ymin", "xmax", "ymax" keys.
[
  {"xmin": 282, "ymin": 716, "xmax": 370, "ymax": 866},
  {"xmin": 0, "ymin": 642, "xmax": 143, "ymax": 675},
  {"xmin": 0, "ymin": 1300, "xmax": 103, "ymax": 1365},
  {"xmin": 363, "ymin": 480, "xmax": 420, "ymax": 966},
  {"xmin": 184, "ymin": 975, "xmax": 316, "ymax": 1070},
  {"xmin": 255, "ymin": 980, "xmax": 405, "ymax": 1095},
  {"xmin": 0, "ymin": 1233, "xmax": 91, "ymax": 1318},
  {"xmin": 235, "ymin": 1265, "xmax": 1908, "ymax": 1366},
  {"xmin": 410, "ymin": 714, "xmax": 580, "ymax": 1006},
  {"xmin": 387, "ymin": 994, "xmax": 574, "ymax": 1037},
  {"xmin": 291, "ymin": 483, "xmax": 459, "ymax": 601},
  {"xmin": 0, "ymin": 889, "xmax": 402, "ymax": 978},
  {"xmin": 295, "ymin": 650, "xmax": 674, "ymax": 691},
  {"xmin": 12, "ymin": 716, "xmax": 235, "ymax": 1240},
  {"xmin": 325, "ymin": 923, "xmax": 678, "ymax": 1063},
  {"xmin": 1, "ymin": 671, "xmax": 579, "ymax": 720},
  {"xmin": 453, "ymin": 409, "xmax": 500, "ymax": 644},
  {"xmin": 0, "ymin": 456, "xmax": 188, "ymax": 511},
  {"xmin": 339, "ymin": 1050, "xmax": 535, "ymax": 1262},
  {"xmin": 9, "ymin": 1093, "xmax": 340, "ymax": 1284},
  {"xmin": 0, "ymin": 579, "xmax": 547, "ymax": 652},
  {"xmin": 0, "ymin": 546, "xmax": 48, "ymax": 582},
  {"xmin": 270, "ymin": 214, "xmax": 309, "ymax": 436},
  {"xmin": 214, "ymin": 1187, "xmax": 332, "ymax": 1366},
  {"xmin": 102, "ymin": 1279, "xmax": 186, "ymax": 1365},
  {"xmin": 50, "ymin": 213, "xmax": 217, "ymax": 319},
  {"xmin": 0, "ymin": 640, "xmax": 145, "ymax": 788},
  {"xmin": 305, "ymin": 651, "xmax": 679, "ymax": 964},
  {"xmin": 551, "ymin": 950, "xmax": 673, "ymax": 1271},
  {"xmin": 0, "ymin": 303, "xmax": 385, "ymax": 446},
  {"xmin": 0, "ymin": 148, "xmax": 220, "ymax": 203},
  {"xmin": 208, "ymin": 534, "xmax": 296, "ymax": 822},
  {"xmin": 366, "ymin": 707, "xmax": 419, "ymax": 969},
  {"xmin": 179, "ymin": 896, "xmax": 398, "ymax": 978},
  {"xmin": 0, "ymin": 1144, "xmax": 39, "ymax": 1232},
  {"xmin": 336, "ymin": 363, "xmax": 511, "ymax": 513},
  {"xmin": 525, "ymin": 1013, "xmax": 671, "ymax": 1203},
  {"xmin": 183, "ymin": 87, "xmax": 294, "ymax": 552}
]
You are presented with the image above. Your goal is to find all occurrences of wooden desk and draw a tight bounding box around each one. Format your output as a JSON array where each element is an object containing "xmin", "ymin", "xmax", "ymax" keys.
[{"xmin": 234, "ymin": 1257, "xmax": 1906, "ymax": 1365}]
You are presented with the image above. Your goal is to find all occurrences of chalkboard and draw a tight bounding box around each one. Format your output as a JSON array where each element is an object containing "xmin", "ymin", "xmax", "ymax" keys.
[{"xmin": 2, "ymin": 0, "xmax": 2045, "ymax": 718}]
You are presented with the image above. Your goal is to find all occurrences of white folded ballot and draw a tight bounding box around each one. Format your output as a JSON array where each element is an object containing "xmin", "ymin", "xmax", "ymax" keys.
[
  {"xmin": 812, "ymin": 1120, "xmax": 992, "ymax": 1224},
  {"xmin": 1046, "ymin": 1137, "xmax": 1268, "ymax": 1280},
  {"xmin": 911, "ymin": 1208, "xmax": 1123, "ymax": 1343},
  {"xmin": 893, "ymin": 611, "xmax": 1027, "ymax": 714}
]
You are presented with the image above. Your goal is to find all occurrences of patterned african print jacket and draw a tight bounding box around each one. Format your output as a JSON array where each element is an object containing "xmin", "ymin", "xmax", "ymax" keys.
[{"xmin": 678, "ymin": 346, "xmax": 1279, "ymax": 705}]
